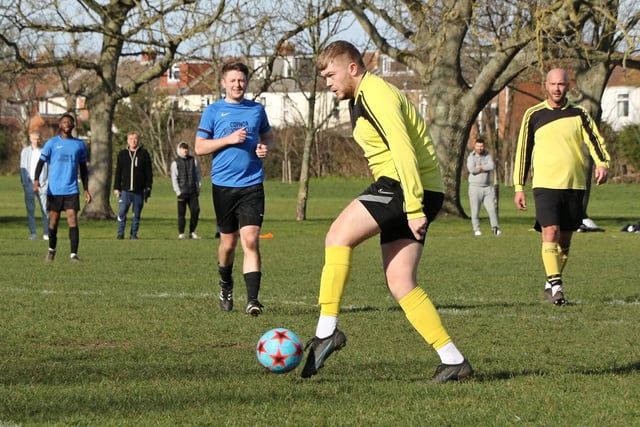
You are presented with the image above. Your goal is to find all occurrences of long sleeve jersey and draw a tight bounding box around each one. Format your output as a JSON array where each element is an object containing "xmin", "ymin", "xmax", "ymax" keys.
[
  {"xmin": 514, "ymin": 100, "xmax": 610, "ymax": 192},
  {"xmin": 349, "ymin": 72, "xmax": 443, "ymax": 220}
]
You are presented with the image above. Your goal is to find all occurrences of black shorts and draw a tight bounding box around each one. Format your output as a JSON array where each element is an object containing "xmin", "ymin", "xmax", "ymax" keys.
[
  {"xmin": 212, "ymin": 183, "xmax": 265, "ymax": 233},
  {"xmin": 357, "ymin": 176, "xmax": 443, "ymax": 244},
  {"xmin": 47, "ymin": 194, "xmax": 80, "ymax": 213},
  {"xmin": 533, "ymin": 188, "xmax": 584, "ymax": 232}
]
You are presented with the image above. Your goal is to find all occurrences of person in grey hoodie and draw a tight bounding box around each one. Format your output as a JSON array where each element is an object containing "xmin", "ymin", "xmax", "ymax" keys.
[
  {"xmin": 466, "ymin": 136, "xmax": 500, "ymax": 236},
  {"xmin": 170, "ymin": 142, "xmax": 201, "ymax": 239}
]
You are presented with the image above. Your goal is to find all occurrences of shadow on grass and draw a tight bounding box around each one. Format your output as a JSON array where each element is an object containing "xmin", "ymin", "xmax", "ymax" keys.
[
  {"xmin": 473, "ymin": 360, "xmax": 640, "ymax": 382},
  {"xmin": 340, "ymin": 300, "xmax": 540, "ymax": 313}
]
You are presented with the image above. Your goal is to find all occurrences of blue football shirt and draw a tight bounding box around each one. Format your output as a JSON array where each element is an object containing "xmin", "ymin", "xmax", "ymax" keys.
[
  {"xmin": 40, "ymin": 135, "xmax": 88, "ymax": 196},
  {"xmin": 196, "ymin": 99, "xmax": 271, "ymax": 187}
]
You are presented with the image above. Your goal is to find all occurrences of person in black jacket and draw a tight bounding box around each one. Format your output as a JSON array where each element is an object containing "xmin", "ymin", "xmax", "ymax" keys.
[
  {"xmin": 113, "ymin": 131, "xmax": 153, "ymax": 240},
  {"xmin": 170, "ymin": 142, "xmax": 201, "ymax": 240}
]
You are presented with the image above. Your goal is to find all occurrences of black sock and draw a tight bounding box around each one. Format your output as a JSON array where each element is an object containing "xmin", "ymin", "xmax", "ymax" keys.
[
  {"xmin": 69, "ymin": 226, "xmax": 79, "ymax": 254},
  {"xmin": 218, "ymin": 263, "xmax": 234, "ymax": 288},
  {"xmin": 49, "ymin": 228, "xmax": 58, "ymax": 251},
  {"xmin": 244, "ymin": 271, "xmax": 261, "ymax": 301}
]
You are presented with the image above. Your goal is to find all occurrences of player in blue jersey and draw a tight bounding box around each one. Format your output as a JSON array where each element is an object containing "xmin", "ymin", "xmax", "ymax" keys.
[
  {"xmin": 34, "ymin": 113, "xmax": 92, "ymax": 262},
  {"xmin": 195, "ymin": 61, "xmax": 275, "ymax": 316}
]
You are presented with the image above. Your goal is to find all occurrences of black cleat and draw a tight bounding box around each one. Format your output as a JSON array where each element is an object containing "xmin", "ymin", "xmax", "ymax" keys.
[
  {"xmin": 245, "ymin": 300, "xmax": 264, "ymax": 316},
  {"xmin": 544, "ymin": 281, "xmax": 567, "ymax": 306},
  {"xmin": 300, "ymin": 328, "xmax": 347, "ymax": 378},
  {"xmin": 219, "ymin": 284, "xmax": 233, "ymax": 312},
  {"xmin": 431, "ymin": 359, "xmax": 474, "ymax": 384},
  {"xmin": 45, "ymin": 249, "xmax": 56, "ymax": 262}
]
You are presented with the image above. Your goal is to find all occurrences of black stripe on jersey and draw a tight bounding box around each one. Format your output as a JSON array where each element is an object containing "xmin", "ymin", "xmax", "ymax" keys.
[
  {"xmin": 349, "ymin": 93, "xmax": 390, "ymax": 149},
  {"xmin": 529, "ymin": 105, "xmax": 607, "ymax": 163},
  {"xmin": 578, "ymin": 109, "xmax": 608, "ymax": 162},
  {"xmin": 197, "ymin": 128, "xmax": 213, "ymax": 138},
  {"xmin": 516, "ymin": 104, "xmax": 545, "ymax": 185},
  {"xmin": 528, "ymin": 105, "xmax": 581, "ymax": 134}
]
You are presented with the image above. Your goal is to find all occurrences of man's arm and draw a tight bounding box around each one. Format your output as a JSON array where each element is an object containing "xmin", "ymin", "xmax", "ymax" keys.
[
  {"xmin": 145, "ymin": 149, "xmax": 153, "ymax": 190},
  {"xmin": 255, "ymin": 130, "xmax": 274, "ymax": 158},
  {"xmin": 79, "ymin": 161, "xmax": 92, "ymax": 203},
  {"xmin": 170, "ymin": 161, "xmax": 180, "ymax": 195},
  {"xmin": 195, "ymin": 128, "xmax": 247, "ymax": 156},
  {"xmin": 33, "ymin": 159, "xmax": 46, "ymax": 193}
]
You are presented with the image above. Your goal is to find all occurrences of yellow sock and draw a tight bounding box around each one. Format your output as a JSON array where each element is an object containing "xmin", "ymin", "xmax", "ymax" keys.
[
  {"xmin": 318, "ymin": 246, "xmax": 352, "ymax": 317},
  {"xmin": 399, "ymin": 286, "xmax": 451, "ymax": 350},
  {"xmin": 559, "ymin": 245, "xmax": 570, "ymax": 273},
  {"xmin": 541, "ymin": 242, "xmax": 561, "ymax": 282}
]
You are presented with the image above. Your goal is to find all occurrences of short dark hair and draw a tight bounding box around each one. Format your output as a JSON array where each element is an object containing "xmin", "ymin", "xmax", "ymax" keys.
[
  {"xmin": 475, "ymin": 135, "xmax": 485, "ymax": 143},
  {"xmin": 179, "ymin": 142, "xmax": 189, "ymax": 149},
  {"xmin": 221, "ymin": 61, "xmax": 249, "ymax": 78},
  {"xmin": 60, "ymin": 113, "xmax": 75, "ymax": 123}
]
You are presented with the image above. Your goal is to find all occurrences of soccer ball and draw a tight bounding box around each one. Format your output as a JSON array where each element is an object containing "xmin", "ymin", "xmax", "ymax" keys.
[{"xmin": 256, "ymin": 327, "xmax": 304, "ymax": 373}]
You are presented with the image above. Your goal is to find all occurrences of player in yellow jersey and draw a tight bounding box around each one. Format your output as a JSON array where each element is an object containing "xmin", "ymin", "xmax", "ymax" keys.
[
  {"xmin": 514, "ymin": 68, "xmax": 610, "ymax": 305},
  {"xmin": 300, "ymin": 40, "xmax": 473, "ymax": 383}
]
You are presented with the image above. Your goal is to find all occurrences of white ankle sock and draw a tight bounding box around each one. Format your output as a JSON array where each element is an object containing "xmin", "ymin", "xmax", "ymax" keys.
[
  {"xmin": 436, "ymin": 342, "xmax": 465, "ymax": 365},
  {"xmin": 315, "ymin": 315, "xmax": 338, "ymax": 339}
]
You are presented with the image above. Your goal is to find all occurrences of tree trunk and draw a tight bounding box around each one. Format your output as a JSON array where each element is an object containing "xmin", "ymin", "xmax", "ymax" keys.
[
  {"xmin": 296, "ymin": 127, "xmax": 317, "ymax": 221},
  {"xmin": 82, "ymin": 97, "xmax": 117, "ymax": 220},
  {"xmin": 427, "ymin": 86, "xmax": 475, "ymax": 217},
  {"xmin": 573, "ymin": 62, "xmax": 614, "ymax": 218}
]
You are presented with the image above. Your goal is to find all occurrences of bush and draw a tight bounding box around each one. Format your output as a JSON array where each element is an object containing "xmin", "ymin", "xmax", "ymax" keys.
[{"xmin": 616, "ymin": 124, "xmax": 640, "ymax": 171}]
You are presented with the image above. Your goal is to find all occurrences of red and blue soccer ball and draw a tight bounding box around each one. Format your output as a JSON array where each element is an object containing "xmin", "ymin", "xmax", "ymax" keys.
[{"xmin": 256, "ymin": 328, "xmax": 304, "ymax": 373}]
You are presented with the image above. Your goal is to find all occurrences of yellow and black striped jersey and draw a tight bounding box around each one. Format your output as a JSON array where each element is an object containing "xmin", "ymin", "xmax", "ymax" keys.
[
  {"xmin": 349, "ymin": 72, "xmax": 443, "ymax": 220},
  {"xmin": 514, "ymin": 100, "xmax": 610, "ymax": 192}
]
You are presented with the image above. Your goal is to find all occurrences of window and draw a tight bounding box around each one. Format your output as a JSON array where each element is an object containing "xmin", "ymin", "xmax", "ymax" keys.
[
  {"xmin": 253, "ymin": 57, "xmax": 268, "ymax": 80},
  {"xmin": 168, "ymin": 63, "xmax": 180, "ymax": 83},
  {"xmin": 382, "ymin": 55, "xmax": 391, "ymax": 75},
  {"xmin": 419, "ymin": 96, "xmax": 428, "ymax": 120},
  {"xmin": 282, "ymin": 58, "xmax": 291, "ymax": 78},
  {"xmin": 617, "ymin": 93, "xmax": 629, "ymax": 117}
]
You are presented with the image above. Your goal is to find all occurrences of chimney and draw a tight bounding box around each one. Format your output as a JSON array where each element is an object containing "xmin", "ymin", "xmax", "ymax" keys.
[
  {"xmin": 141, "ymin": 48, "xmax": 157, "ymax": 64},
  {"xmin": 278, "ymin": 41, "xmax": 295, "ymax": 56}
]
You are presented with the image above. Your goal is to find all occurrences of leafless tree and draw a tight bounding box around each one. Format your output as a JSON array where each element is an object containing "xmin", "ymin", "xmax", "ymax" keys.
[
  {"xmin": 342, "ymin": 0, "xmax": 640, "ymax": 216},
  {"xmin": 0, "ymin": 0, "xmax": 254, "ymax": 219},
  {"xmin": 265, "ymin": 1, "xmax": 352, "ymax": 221}
]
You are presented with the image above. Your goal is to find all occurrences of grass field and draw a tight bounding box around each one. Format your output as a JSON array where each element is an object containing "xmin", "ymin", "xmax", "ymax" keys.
[{"xmin": 1, "ymin": 175, "xmax": 639, "ymax": 426}]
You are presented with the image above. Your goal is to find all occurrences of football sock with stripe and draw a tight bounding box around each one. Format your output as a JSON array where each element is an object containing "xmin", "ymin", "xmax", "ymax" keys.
[
  {"xmin": 559, "ymin": 245, "xmax": 570, "ymax": 273},
  {"xmin": 541, "ymin": 242, "xmax": 561, "ymax": 283}
]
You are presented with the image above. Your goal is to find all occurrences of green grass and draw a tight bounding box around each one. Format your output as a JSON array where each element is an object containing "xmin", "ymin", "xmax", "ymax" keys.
[{"xmin": 1, "ymin": 175, "xmax": 639, "ymax": 426}]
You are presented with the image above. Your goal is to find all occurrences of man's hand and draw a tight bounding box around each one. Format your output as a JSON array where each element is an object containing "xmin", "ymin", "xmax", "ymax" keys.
[
  {"xmin": 144, "ymin": 188, "xmax": 151, "ymax": 202},
  {"xmin": 256, "ymin": 143, "xmax": 268, "ymax": 158},
  {"xmin": 514, "ymin": 191, "xmax": 527, "ymax": 210},
  {"xmin": 228, "ymin": 128, "xmax": 247, "ymax": 145},
  {"xmin": 595, "ymin": 166, "xmax": 609, "ymax": 185},
  {"xmin": 408, "ymin": 216, "xmax": 428, "ymax": 241}
]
